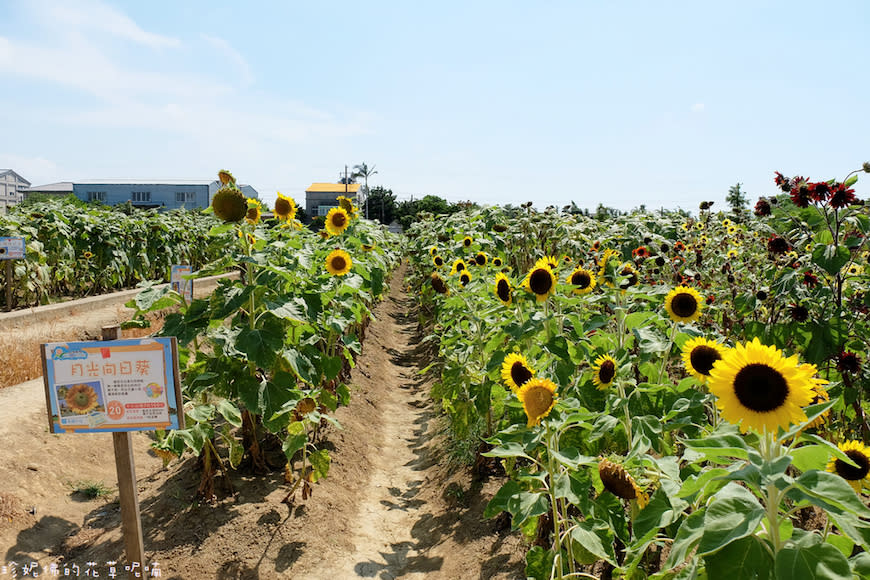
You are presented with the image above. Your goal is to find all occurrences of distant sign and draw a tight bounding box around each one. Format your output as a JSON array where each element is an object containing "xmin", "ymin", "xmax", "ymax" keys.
[
  {"xmin": 0, "ymin": 237, "xmax": 25, "ymax": 260},
  {"xmin": 170, "ymin": 264, "xmax": 194, "ymax": 303},
  {"xmin": 40, "ymin": 338, "xmax": 183, "ymax": 434}
]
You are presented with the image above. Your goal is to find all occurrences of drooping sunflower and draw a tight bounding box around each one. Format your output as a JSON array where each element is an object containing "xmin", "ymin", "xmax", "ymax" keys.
[
  {"xmin": 597, "ymin": 248, "xmax": 621, "ymax": 287},
  {"xmin": 501, "ymin": 352, "xmax": 535, "ymax": 392},
  {"xmin": 494, "ymin": 272, "xmax": 512, "ymax": 306},
  {"xmin": 617, "ymin": 263, "xmax": 639, "ymax": 290},
  {"xmin": 245, "ymin": 198, "xmax": 262, "ymax": 225},
  {"xmin": 430, "ymin": 272, "xmax": 449, "ymax": 295},
  {"xmin": 681, "ymin": 337, "xmax": 729, "ymax": 383},
  {"xmin": 336, "ymin": 195, "xmax": 358, "ymax": 219},
  {"xmin": 462, "ymin": 236, "xmax": 473, "ymax": 248},
  {"xmin": 325, "ymin": 207, "xmax": 351, "ymax": 236},
  {"xmin": 450, "ymin": 259, "xmax": 467, "ymax": 276},
  {"xmin": 517, "ymin": 378, "xmax": 557, "ymax": 427},
  {"xmin": 218, "ymin": 169, "xmax": 235, "ymax": 185},
  {"xmin": 827, "ymin": 441, "xmax": 870, "ymax": 493},
  {"xmin": 592, "ymin": 355, "xmax": 618, "ymax": 390},
  {"xmin": 566, "ymin": 267, "xmax": 596, "ymax": 295},
  {"xmin": 475, "ymin": 252, "xmax": 488, "ymax": 266},
  {"xmin": 598, "ymin": 458, "xmax": 648, "ymax": 509},
  {"xmin": 522, "ymin": 264, "xmax": 557, "ymax": 302},
  {"xmin": 459, "ymin": 271, "xmax": 472, "ymax": 286},
  {"xmin": 432, "ymin": 255, "xmax": 445, "ymax": 268},
  {"xmin": 65, "ymin": 383, "xmax": 99, "ymax": 414},
  {"xmin": 664, "ymin": 285, "xmax": 704, "ymax": 324},
  {"xmin": 708, "ymin": 337, "xmax": 816, "ymax": 433},
  {"xmin": 211, "ymin": 186, "xmax": 247, "ymax": 222},
  {"xmin": 274, "ymin": 191, "xmax": 298, "ymax": 221},
  {"xmin": 325, "ymin": 249, "xmax": 352, "ymax": 276}
]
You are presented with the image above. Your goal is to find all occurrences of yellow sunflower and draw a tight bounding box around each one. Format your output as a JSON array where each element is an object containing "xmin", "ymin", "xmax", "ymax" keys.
[
  {"xmin": 664, "ymin": 285, "xmax": 704, "ymax": 324},
  {"xmin": 211, "ymin": 186, "xmax": 247, "ymax": 222},
  {"xmin": 501, "ymin": 352, "xmax": 535, "ymax": 392},
  {"xmin": 432, "ymin": 255, "xmax": 445, "ymax": 268},
  {"xmin": 337, "ymin": 195, "xmax": 358, "ymax": 219},
  {"xmin": 566, "ymin": 267, "xmax": 596, "ymax": 295},
  {"xmin": 362, "ymin": 243, "xmax": 375, "ymax": 252},
  {"xmin": 804, "ymin": 369, "xmax": 831, "ymax": 430},
  {"xmin": 430, "ymin": 246, "xmax": 438, "ymax": 256},
  {"xmin": 592, "ymin": 355, "xmax": 618, "ymax": 390},
  {"xmin": 83, "ymin": 251, "xmax": 94, "ymax": 260},
  {"xmin": 597, "ymin": 248, "xmax": 621, "ymax": 287},
  {"xmin": 535, "ymin": 255, "xmax": 560, "ymax": 270},
  {"xmin": 494, "ymin": 272, "xmax": 512, "ymax": 306},
  {"xmin": 325, "ymin": 207, "xmax": 351, "ymax": 236},
  {"xmin": 462, "ymin": 236, "xmax": 473, "ymax": 248},
  {"xmin": 65, "ymin": 383, "xmax": 99, "ymax": 414},
  {"xmin": 245, "ymin": 198, "xmax": 262, "ymax": 225},
  {"xmin": 474, "ymin": 252, "xmax": 488, "ymax": 266},
  {"xmin": 708, "ymin": 337, "xmax": 816, "ymax": 433},
  {"xmin": 325, "ymin": 249, "xmax": 352, "ymax": 276},
  {"xmin": 318, "ymin": 230, "xmax": 330, "ymax": 240},
  {"xmin": 492, "ymin": 257, "xmax": 503, "ymax": 267},
  {"xmin": 274, "ymin": 191, "xmax": 298, "ymax": 221},
  {"xmin": 459, "ymin": 271, "xmax": 472, "ymax": 286},
  {"xmin": 522, "ymin": 264, "xmax": 557, "ymax": 302},
  {"xmin": 827, "ymin": 441, "xmax": 870, "ymax": 493},
  {"xmin": 450, "ymin": 259, "xmax": 467, "ymax": 276},
  {"xmin": 681, "ymin": 337, "xmax": 729, "ymax": 383},
  {"xmin": 517, "ymin": 378, "xmax": 557, "ymax": 427},
  {"xmin": 727, "ymin": 249, "xmax": 739, "ymax": 259},
  {"xmin": 598, "ymin": 458, "xmax": 648, "ymax": 509}
]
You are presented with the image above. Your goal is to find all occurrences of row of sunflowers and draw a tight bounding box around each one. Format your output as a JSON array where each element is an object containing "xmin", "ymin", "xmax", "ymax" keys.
[
  {"xmin": 126, "ymin": 171, "xmax": 403, "ymax": 500},
  {"xmin": 0, "ymin": 197, "xmax": 229, "ymax": 308},
  {"xmin": 407, "ymin": 165, "xmax": 870, "ymax": 578}
]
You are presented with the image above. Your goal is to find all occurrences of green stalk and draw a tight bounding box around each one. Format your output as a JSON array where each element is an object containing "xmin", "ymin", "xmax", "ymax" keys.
[{"xmin": 545, "ymin": 423, "xmax": 564, "ymax": 580}]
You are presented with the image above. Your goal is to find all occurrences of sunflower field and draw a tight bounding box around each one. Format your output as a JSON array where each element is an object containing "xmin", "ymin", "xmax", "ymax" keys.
[
  {"xmin": 0, "ymin": 197, "xmax": 229, "ymax": 308},
  {"xmin": 407, "ymin": 166, "xmax": 870, "ymax": 578},
  {"xmin": 127, "ymin": 172, "xmax": 402, "ymax": 500}
]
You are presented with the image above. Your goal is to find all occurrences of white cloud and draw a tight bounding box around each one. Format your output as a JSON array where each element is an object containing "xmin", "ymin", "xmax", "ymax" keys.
[
  {"xmin": 201, "ymin": 34, "xmax": 254, "ymax": 86},
  {"xmin": 691, "ymin": 103, "xmax": 705, "ymax": 113},
  {"xmin": 0, "ymin": 154, "xmax": 59, "ymax": 183}
]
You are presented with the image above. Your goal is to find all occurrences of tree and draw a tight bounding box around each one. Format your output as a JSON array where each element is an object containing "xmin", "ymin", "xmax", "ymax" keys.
[
  {"xmin": 361, "ymin": 186, "xmax": 397, "ymax": 224},
  {"xmin": 395, "ymin": 194, "xmax": 460, "ymax": 230},
  {"xmin": 726, "ymin": 182, "xmax": 748, "ymax": 221},
  {"xmin": 352, "ymin": 162, "xmax": 378, "ymax": 218}
]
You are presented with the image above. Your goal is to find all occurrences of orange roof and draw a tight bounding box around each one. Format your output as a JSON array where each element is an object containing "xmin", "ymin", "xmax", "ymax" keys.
[{"xmin": 306, "ymin": 183, "xmax": 361, "ymax": 193}]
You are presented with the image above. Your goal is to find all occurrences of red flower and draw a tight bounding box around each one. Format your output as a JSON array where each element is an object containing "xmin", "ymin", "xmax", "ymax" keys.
[
  {"xmin": 829, "ymin": 182, "xmax": 858, "ymax": 209},
  {"xmin": 789, "ymin": 178, "xmax": 812, "ymax": 208},
  {"xmin": 808, "ymin": 181, "xmax": 831, "ymax": 203},
  {"xmin": 767, "ymin": 236, "xmax": 790, "ymax": 254},
  {"xmin": 837, "ymin": 351, "xmax": 862, "ymax": 374},
  {"xmin": 754, "ymin": 198, "xmax": 771, "ymax": 216},
  {"xmin": 802, "ymin": 270, "xmax": 818, "ymax": 287},
  {"xmin": 632, "ymin": 246, "xmax": 648, "ymax": 258},
  {"xmin": 774, "ymin": 171, "xmax": 790, "ymax": 192}
]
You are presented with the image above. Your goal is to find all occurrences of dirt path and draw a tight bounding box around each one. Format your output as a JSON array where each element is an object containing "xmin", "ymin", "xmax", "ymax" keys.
[{"xmin": 0, "ymin": 263, "xmax": 526, "ymax": 579}]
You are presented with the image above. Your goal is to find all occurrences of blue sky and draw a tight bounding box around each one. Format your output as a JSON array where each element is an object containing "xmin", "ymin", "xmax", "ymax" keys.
[{"xmin": 1, "ymin": 0, "xmax": 868, "ymax": 212}]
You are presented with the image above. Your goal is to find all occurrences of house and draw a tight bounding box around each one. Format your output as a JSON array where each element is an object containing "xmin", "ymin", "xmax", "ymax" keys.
[
  {"xmin": 305, "ymin": 183, "xmax": 360, "ymax": 220},
  {"xmin": 0, "ymin": 170, "xmax": 31, "ymax": 213},
  {"xmin": 22, "ymin": 179, "xmax": 258, "ymax": 210}
]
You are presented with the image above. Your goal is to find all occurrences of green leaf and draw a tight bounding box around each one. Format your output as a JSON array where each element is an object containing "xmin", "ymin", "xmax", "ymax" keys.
[
  {"xmin": 216, "ymin": 399, "xmax": 242, "ymax": 427},
  {"xmin": 704, "ymin": 535, "xmax": 773, "ymax": 580},
  {"xmin": 850, "ymin": 552, "xmax": 870, "ymax": 578},
  {"xmin": 186, "ymin": 403, "xmax": 215, "ymax": 423},
  {"xmin": 236, "ymin": 314, "xmax": 284, "ymax": 368},
  {"xmin": 791, "ymin": 445, "xmax": 833, "ymax": 473},
  {"xmin": 775, "ymin": 539, "xmax": 851, "ymax": 580},
  {"xmin": 524, "ymin": 546, "xmax": 554, "ymax": 580},
  {"xmin": 282, "ymin": 421, "xmax": 307, "ymax": 462},
  {"xmin": 698, "ymin": 483, "xmax": 765, "ymax": 555},
  {"xmin": 482, "ymin": 442, "xmax": 533, "ymax": 461},
  {"xmin": 678, "ymin": 467, "xmax": 730, "ymax": 499},
  {"xmin": 790, "ymin": 470, "xmax": 870, "ymax": 518},
  {"xmin": 570, "ymin": 519, "xmax": 617, "ymax": 565},
  {"xmin": 666, "ymin": 509, "xmax": 706, "ymax": 569},
  {"xmin": 553, "ymin": 471, "xmax": 593, "ymax": 513},
  {"xmin": 484, "ymin": 480, "xmax": 522, "ymax": 519},
  {"xmin": 683, "ymin": 432, "xmax": 751, "ymax": 461},
  {"xmin": 282, "ymin": 347, "xmax": 317, "ymax": 383},
  {"xmin": 812, "ymin": 244, "xmax": 850, "ymax": 276},
  {"xmin": 308, "ymin": 449, "xmax": 330, "ymax": 483},
  {"xmin": 321, "ymin": 355, "xmax": 343, "ymax": 381},
  {"xmin": 633, "ymin": 487, "xmax": 680, "ymax": 540},
  {"xmin": 825, "ymin": 533, "xmax": 854, "ymax": 558},
  {"xmin": 370, "ymin": 267, "xmax": 384, "ymax": 296}
]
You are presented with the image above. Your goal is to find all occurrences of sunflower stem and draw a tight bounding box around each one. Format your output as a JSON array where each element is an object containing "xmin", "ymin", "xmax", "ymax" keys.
[
  {"xmin": 761, "ymin": 430, "xmax": 784, "ymax": 553},
  {"xmin": 545, "ymin": 423, "xmax": 565, "ymax": 580},
  {"xmin": 618, "ymin": 382, "xmax": 633, "ymax": 452},
  {"xmin": 658, "ymin": 322, "xmax": 678, "ymax": 385}
]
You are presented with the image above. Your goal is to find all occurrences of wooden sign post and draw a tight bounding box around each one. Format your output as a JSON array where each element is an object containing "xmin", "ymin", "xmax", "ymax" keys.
[
  {"xmin": 103, "ymin": 324, "xmax": 146, "ymax": 568},
  {"xmin": 40, "ymin": 328, "xmax": 184, "ymax": 571}
]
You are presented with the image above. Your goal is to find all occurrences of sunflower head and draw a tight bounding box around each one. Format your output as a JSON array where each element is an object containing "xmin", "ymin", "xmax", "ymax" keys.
[
  {"xmin": 432, "ymin": 255, "xmax": 445, "ymax": 268},
  {"xmin": 245, "ymin": 198, "xmax": 262, "ymax": 225},
  {"xmin": 708, "ymin": 337, "xmax": 816, "ymax": 433},
  {"xmin": 318, "ymin": 230, "xmax": 330, "ymax": 240},
  {"xmin": 501, "ymin": 352, "xmax": 535, "ymax": 392},
  {"xmin": 597, "ymin": 248, "xmax": 622, "ymax": 287},
  {"xmin": 535, "ymin": 255, "xmax": 560, "ymax": 270},
  {"xmin": 218, "ymin": 169, "xmax": 236, "ymax": 185},
  {"xmin": 459, "ymin": 271, "xmax": 472, "ymax": 286},
  {"xmin": 463, "ymin": 236, "xmax": 473, "ymax": 247},
  {"xmin": 362, "ymin": 243, "xmax": 375, "ymax": 252},
  {"xmin": 494, "ymin": 272, "xmax": 512, "ymax": 306},
  {"xmin": 325, "ymin": 249, "xmax": 352, "ymax": 276},
  {"xmin": 592, "ymin": 355, "xmax": 618, "ymax": 390},
  {"xmin": 522, "ymin": 264, "xmax": 557, "ymax": 302},
  {"xmin": 430, "ymin": 272, "xmax": 449, "ymax": 295},
  {"xmin": 325, "ymin": 207, "xmax": 351, "ymax": 236},
  {"xmin": 65, "ymin": 383, "xmax": 99, "ymax": 414},
  {"xmin": 336, "ymin": 195, "xmax": 358, "ymax": 218},
  {"xmin": 430, "ymin": 246, "xmax": 439, "ymax": 256},
  {"xmin": 475, "ymin": 252, "xmax": 488, "ymax": 266},
  {"xmin": 517, "ymin": 378, "xmax": 557, "ymax": 427},
  {"xmin": 450, "ymin": 259, "xmax": 467, "ymax": 276},
  {"xmin": 804, "ymin": 369, "xmax": 831, "ymax": 430},
  {"xmin": 827, "ymin": 441, "xmax": 870, "ymax": 493},
  {"xmin": 274, "ymin": 191, "xmax": 298, "ymax": 221},
  {"xmin": 598, "ymin": 458, "xmax": 648, "ymax": 509},
  {"xmin": 681, "ymin": 337, "xmax": 729, "ymax": 383},
  {"xmin": 492, "ymin": 256, "xmax": 503, "ymax": 267},
  {"xmin": 664, "ymin": 285, "xmax": 704, "ymax": 323},
  {"xmin": 83, "ymin": 251, "xmax": 94, "ymax": 260},
  {"xmin": 566, "ymin": 267, "xmax": 596, "ymax": 295},
  {"xmin": 212, "ymin": 186, "xmax": 248, "ymax": 222}
]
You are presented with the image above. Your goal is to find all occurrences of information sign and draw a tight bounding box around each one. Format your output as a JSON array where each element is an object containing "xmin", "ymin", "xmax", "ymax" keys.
[
  {"xmin": 170, "ymin": 264, "xmax": 194, "ymax": 303},
  {"xmin": 0, "ymin": 236, "xmax": 25, "ymax": 260},
  {"xmin": 40, "ymin": 338, "xmax": 184, "ymax": 433}
]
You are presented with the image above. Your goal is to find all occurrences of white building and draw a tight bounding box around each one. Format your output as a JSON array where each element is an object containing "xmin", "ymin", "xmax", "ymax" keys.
[{"xmin": 0, "ymin": 170, "xmax": 31, "ymax": 213}]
